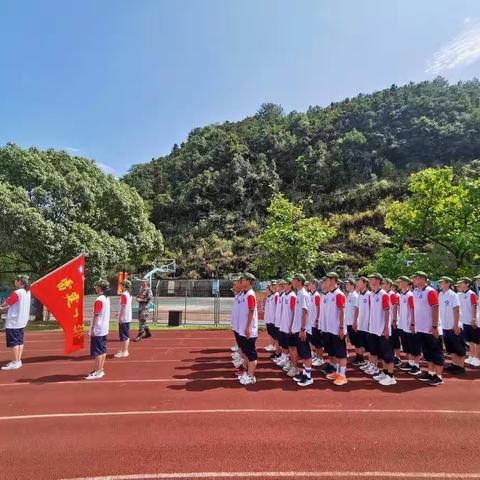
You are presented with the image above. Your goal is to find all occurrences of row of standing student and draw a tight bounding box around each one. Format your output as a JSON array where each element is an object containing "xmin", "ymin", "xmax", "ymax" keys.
[{"xmin": 230, "ymin": 271, "xmax": 480, "ymax": 387}]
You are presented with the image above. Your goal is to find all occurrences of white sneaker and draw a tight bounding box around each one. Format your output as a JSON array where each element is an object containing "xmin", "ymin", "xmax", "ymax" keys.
[
  {"xmin": 360, "ymin": 363, "xmax": 371, "ymax": 371},
  {"xmin": 373, "ymin": 372, "xmax": 387, "ymax": 381},
  {"xmin": 277, "ymin": 358, "xmax": 289, "ymax": 367},
  {"xmin": 233, "ymin": 359, "xmax": 244, "ymax": 368},
  {"xmin": 379, "ymin": 375, "xmax": 397, "ymax": 386},
  {"xmin": 287, "ymin": 367, "xmax": 299, "ymax": 377},
  {"xmin": 312, "ymin": 357, "xmax": 324, "ymax": 367},
  {"xmin": 85, "ymin": 370, "xmax": 105, "ymax": 380},
  {"xmin": 465, "ymin": 356, "xmax": 474, "ymax": 365},
  {"xmin": 282, "ymin": 362, "xmax": 292, "ymax": 372},
  {"xmin": 265, "ymin": 344, "xmax": 275, "ymax": 352},
  {"xmin": 114, "ymin": 351, "xmax": 129, "ymax": 358},
  {"xmin": 231, "ymin": 352, "xmax": 241, "ymax": 358},
  {"xmin": 273, "ymin": 355, "xmax": 284, "ymax": 364},
  {"xmin": 231, "ymin": 345, "xmax": 239, "ymax": 352},
  {"xmin": 470, "ymin": 358, "xmax": 480, "ymax": 367},
  {"xmin": 239, "ymin": 374, "xmax": 257, "ymax": 385},
  {"xmin": 365, "ymin": 366, "xmax": 379, "ymax": 376},
  {"xmin": 1, "ymin": 361, "xmax": 22, "ymax": 370}
]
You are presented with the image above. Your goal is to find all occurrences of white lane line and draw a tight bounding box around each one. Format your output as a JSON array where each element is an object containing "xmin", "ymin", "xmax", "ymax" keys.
[
  {"xmin": 59, "ymin": 471, "xmax": 480, "ymax": 479},
  {"xmin": 2, "ymin": 408, "xmax": 480, "ymax": 421},
  {"xmin": 10, "ymin": 346, "xmax": 237, "ymax": 353},
  {"xmin": 25, "ymin": 338, "xmax": 238, "ymax": 343},
  {"xmin": 20, "ymin": 360, "xmax": 181, "ymax": 365}
]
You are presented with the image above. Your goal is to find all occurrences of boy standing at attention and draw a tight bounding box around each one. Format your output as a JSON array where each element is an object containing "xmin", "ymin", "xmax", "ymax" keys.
[
  {"xmin": 114, "ymin": 279, "xmax": 132, "ymax": 358},
  {"xmin": 412, "ymin": 272, "xmax": 444, "ymax": 386},
  {"xmin": 238, "ymin": 273, "xmax": 259, "ymax": 385},
  {"xmin": 457, "ymin": 277, "xmax": 479, "ymax": 367},
  {"xmin": 86, "ymin": 279, "xmax": 111, "ymax": 380},
  {"xmin": 0, "ymin": 275, "xmax": 31, "ymax": 370}
]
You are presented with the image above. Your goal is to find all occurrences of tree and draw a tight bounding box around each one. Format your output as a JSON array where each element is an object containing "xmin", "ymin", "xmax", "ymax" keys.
[
  {"xmin": 385, "ymin": 167, "xmax": 480, "ymax": 273},
  {"xmin": 255, "ymin": 193, "xmax": 336, "ymax": 276},
  {"xmin": 0, "ymin": 144, "xmax": 163, "ymax": 283}
]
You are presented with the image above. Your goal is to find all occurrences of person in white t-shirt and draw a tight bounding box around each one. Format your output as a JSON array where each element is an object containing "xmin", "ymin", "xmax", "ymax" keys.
[
  {"xmin": 86, "ymin": 279, "xmax": 111, "ymax": 380},
  {"xmin": 276, "ymin": 277, "xmax": 297, "ymax": 373},
  {"xmin": 439, "ymin": 277, "xmax": 466, "ymax": 375},
  {"xmin": 114, "ymin": 279, "xmax": 132, "ymax": 358},
  {"xmin": 353, "ymin": 276, "xmax": 370, "ymax": 368},
  {"xmin": 457, "ymin": 277, "xmax": 479, "ymax": 367},
  {"xmin": 306, "ymin": 277, "xmax": 324, "ymax": 367},
  {"xmin": 272, "ymin": 280, "xmax": 286, "ymax": 363},
  {"xmin": 237, "ymin": 273, "xmax": 259, "ymax": 385},
  {"xmin": 264, "ymin": 281, "xmax": 278, "ymax": 353},
  {"xmin": 290, "ymin": 274, "xmax": 314, "ymax": 387},
  {"xmin": 0, "ymin": 275, "xmax": 31, "ymax": 370},
  {"xmin": 230, "ymin": 276, "xmax": 246, "ymax": 374},
  {"xmin": 344, "ymin": 278, "xmax": 358, "ymax": 364}
]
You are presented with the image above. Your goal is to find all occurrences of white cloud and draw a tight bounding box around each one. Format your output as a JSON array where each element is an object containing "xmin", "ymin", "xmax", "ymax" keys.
[
  {"xmin": 96, "ymin": 161, "xmax": 117, "ymax": 176},
  {"xmin": 63, "ymin": 146, "xmax": 81, "ymax": 154},
  {"xmin": 426, "ymin": 20, "xmax": 480, "ymax": 74},
  {"xmin": 465, "ymin": 17, "xmax": 471, "ymax": 24}
]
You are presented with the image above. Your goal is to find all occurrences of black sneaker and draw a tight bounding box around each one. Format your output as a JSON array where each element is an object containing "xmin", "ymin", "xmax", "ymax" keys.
[
  {"xmin": 293, "ymin": 373, "xmax": 305, "ymax": 383},
  {"xmin": 448, "ymin": 365, "xmax": 466, "ymax": 375},
  {"xmin": 407, "ymin": 365, "xmax": 421, "ymax": 376},
  {"xmin": 319, "ymin": 363, "xmax": 330, "ymax": 373},
  {"xmin": 417, "ymin": 372, "xmax": 434, "ymax": 382},
  {"xmin": 394, "ymin": 357, "xmax": 402, "ymax": 367},
  {"xmin": 444, "ymin": 364, "xmax": 456, "ymax": 372},
  {"xmin": 351, "ymin": 357, "xmax": 364, "ymax": 366},
  {"xmin": 297, "ymin": 375, "xmax": 314, "ymax": 387},
  {"xmin": 324, "ymin": 364, "xmax": 336, "ymax": 375},
  {"xmin": 427, "ymin": 375, "xmax": 444, "ymax": 386},
  {"xmin": 399, "ymin": 363, "xmax": 412, "ymax": 371},
  {"xmin": 270, "ymin": 353, "xmax": 280, "ymax": 359}
]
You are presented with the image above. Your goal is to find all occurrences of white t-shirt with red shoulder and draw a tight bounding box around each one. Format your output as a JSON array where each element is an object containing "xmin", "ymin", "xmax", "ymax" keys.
[
  {"xmin": 412, "ymin": 286, "xmax": 439, "ymax": 334},
  {"xmin": 324, "ymin": 288, "xmax": 346, "ymax": 336},
  {"xmin": 387, "ymin": 291, "xmax": 399, "ymax": 323},
  {"xmin": 274, "ymin": 292, "xmax": 284, "ymax": 328},
  {"xmin": 91, "ymin": 294, "xmax": 111, "ymax": 337},
  {"xmin": 439, "ymin": 289, "xmax": 461, "ymax": 330},
  {"xmin": 5, "ymin": 288, "xmax": 31, "ymax": 329},
  {"xmin": 279, "ymin": 291, "xmax": 296, "ymax": 333},
  {"xmin": 368, "ymin": 288, "xmax": 390, "ymax": 336},
  {"xmin": 346, "ymin": 291, "xmax": 358, "ymax": 326},
  {"xmin": 292, "ymin": 287, "xmax": 309, "ymax": 334},
  {"xmin": 119, "ymin": 290, "xmax": 132, "ymax": 323},
  {"xmin": 319, "ymin": 293, "xmax": 328, "ymax": 331},
  {"xmin": 308, "ymin": 291, "xmax": 321, "ymax": 331},
  {"xmin": 458, "ymin": 290, "xmax": 478, "ymax": 326},
  {"xmin": 238, "ymin": 288, "xmax": 258, "ymax": 338},
  {"xmin": 264, "ymin": 293, "xmax": 278, "ymax": 325},
  {"xmin": 355, "ymin": 290, "xmax": 370, "ymax": 332},
  {"xmin": 397, "ymin": 291, "xmax": 414, "ymax": 332}
]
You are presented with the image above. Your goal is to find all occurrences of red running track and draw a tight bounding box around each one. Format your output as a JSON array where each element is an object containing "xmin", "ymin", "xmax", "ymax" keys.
[{"xmin": 0, "ymin": 330, "xmax": 480, "ymax": 480}]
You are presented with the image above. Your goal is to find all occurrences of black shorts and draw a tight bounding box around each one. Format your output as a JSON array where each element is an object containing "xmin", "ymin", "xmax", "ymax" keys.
[
  {"xmin": 295, "ymin": 332, "xmax": 312, "ymax": 360},
  {"xmin": 463, "ymin": 324, "xmax": 480, "ymax": 344},
  {"xmin": 323, "ymin": 331, "xmax": 334, "ymax": 357},
  {"xmin": 347, "ymin": 325, "xmax": 362, "ymax": 348},
  {"xmin": 266, "ymin": 323, "xmax": 276, "ymax": 338},
  {"xmin": 6, "ymin": 328, "xmax": 24, "ymax": 348},
  {"xmin": 287, "ymin": 333, "xmax": 297, "ymax": 348},
  {"xmin": 331, "ymin": 334, "xmax": 347, "ymax": 359},
  {"xmin": 391, "ymin": 326, "xmax": 401, "ymax": 350},
  {"xmin": 357, "ymin": 330, "xmax": 368, "ymax": 350},
  {"xmin": 237, "ymin": 335, "xmax": 258, "ymax": 361},
  {"xmin": 443, "ymin": 329, "xmax": 467, "ymax": 357},
  {"xmin": 310, "ymin": 327, "xmax": 324, "ymax": 348},
  {"xmin": 418, "ymin": 332, "xmax": 444, "ymax": 366},
  {"xmin": 119, "ymin": 323, "xmax": 130, "ymax": 342},
  {"xmin": 367, "ymin": 333, "xmax": 395, "ymax": 363},
  {"xmin": 233, "ymin": 330, "xmax": 241, "ymax": 347},
  {"xmin": 278, "ymin": 331, "xmax": 289, "ymax": 350},
  {"xmin": 400, "ymin": 330, "xmax": 411, "ymax": 354},
  {"xmin": 90, "ymin": 335, "xmax": 108, "ymax": 357}
]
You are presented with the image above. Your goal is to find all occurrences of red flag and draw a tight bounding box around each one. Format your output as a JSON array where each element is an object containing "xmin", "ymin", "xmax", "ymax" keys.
[{"xmin": 31, "ymin": 255, "xmax": 85, "ymax": 354}]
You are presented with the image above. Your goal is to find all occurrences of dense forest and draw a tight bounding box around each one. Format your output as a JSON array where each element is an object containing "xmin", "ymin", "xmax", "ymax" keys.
[{"xmin": 124, "ymin": 77, "xmax": 480, "ymax": 278}]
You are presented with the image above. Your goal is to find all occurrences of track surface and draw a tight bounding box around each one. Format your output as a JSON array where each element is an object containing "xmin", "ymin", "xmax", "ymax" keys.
[{"xmin": 1, "ymin": 330, "xmax": 479, "ymax": 480}]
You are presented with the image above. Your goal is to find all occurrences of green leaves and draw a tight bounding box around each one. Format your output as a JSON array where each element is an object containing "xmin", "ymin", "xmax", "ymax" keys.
[
  {"xmin": 0, "ymin": 144, "xmax": 163, "ymax": 283},
  {"xmin": 255, "ymin": 193, "xmax": 336, "ymax": 276}
]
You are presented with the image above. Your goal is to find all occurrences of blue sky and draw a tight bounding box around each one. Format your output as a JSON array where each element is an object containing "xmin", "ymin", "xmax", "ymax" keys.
[{"xmin": 1, "ymin": 0, "xmax": 480, "ymax": 176}]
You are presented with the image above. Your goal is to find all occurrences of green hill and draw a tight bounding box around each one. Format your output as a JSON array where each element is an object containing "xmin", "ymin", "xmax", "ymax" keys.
[{"xmin": 123, "ymin": 77, "xmax": 480, "ymax": 277}]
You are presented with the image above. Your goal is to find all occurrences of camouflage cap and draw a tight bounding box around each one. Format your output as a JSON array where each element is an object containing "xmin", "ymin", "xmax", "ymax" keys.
[
  {"xmin": 458, "ymin": 276, "xmax": 472, "ymax": 285},
  {"xmin": 397, "ymin": 275, "xmax": 411, "ymax": 283},
  {"xmin": 325, "ymin": 272, "xmax": 339, "ymax": 280},
  {"xmin": 241, "ymin": 272, "xmax": 256, "ymax": 282},
  {"xmin": 412, "ymin": 271, "xmax": 428, "ymax": 280},
  {"xmin": 367, "ymin": 272, "xmax": 384, "ymax": 281},
  {"xmin": 121, "ymin": 279, "xmax": 132, "ymax": 288},
  {"xmin": 95, "ymin": 278, "xmax": 110, "ymax": 290},
  {"xmin": 344, "ymin": 277, "xmax": 356, "ymax": 286},
  {"xmin": 293, "ymin": 273, "xmax": 307, "ymax": 283},
  {"xmin": 474, "ymin": 274, "xmax": 480, "ymax": 280},
  {"xmin": 383, "ymin": 278, "xmax": 394, "ymax": 286},
  {"xmin": 438, "ymin": 276, "xmax": 454, "ymax": 284},
  {"xmin": 15, "ymin": 274, "xmax": 30, "ymax": 285}
]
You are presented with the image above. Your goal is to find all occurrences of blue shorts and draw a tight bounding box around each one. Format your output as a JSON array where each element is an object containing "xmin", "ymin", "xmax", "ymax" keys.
[
  {"xmin": 90, "ymin": 335, "xmax": 108, "ymax": 357},
  {"xmin": 119, "ymin": 323, "xmax": 130, "ymax": 342},
  {"xmin": 6, "ymin": 328, "xmax": 24, "ymax": 348}
]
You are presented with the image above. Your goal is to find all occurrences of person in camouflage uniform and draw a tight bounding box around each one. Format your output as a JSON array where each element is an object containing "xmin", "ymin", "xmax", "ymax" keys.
[{"xmin": 134, "ymin": 278, "xmax": 153, "ymax": 341}]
